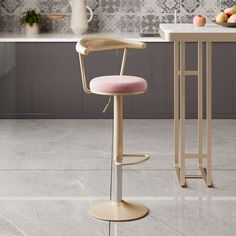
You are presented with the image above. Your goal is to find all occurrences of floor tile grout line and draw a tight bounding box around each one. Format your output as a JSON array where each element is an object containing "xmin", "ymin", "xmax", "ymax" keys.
[
  {"xmin": 108, "ymin": 118, "xmax": 114, "ymax": 236},
  {"xmin": 0, "ymin": 196, "xmax": 235, "ymax": 201},
  {"xmin": 0, "ymin": 168, "xmax": 234, "ymax": 171}
]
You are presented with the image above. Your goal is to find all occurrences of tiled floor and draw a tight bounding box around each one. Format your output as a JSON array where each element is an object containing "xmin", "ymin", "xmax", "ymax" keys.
[{"xmin": 0, "ymin": 119, "xmax": 235, "ymax": 235}]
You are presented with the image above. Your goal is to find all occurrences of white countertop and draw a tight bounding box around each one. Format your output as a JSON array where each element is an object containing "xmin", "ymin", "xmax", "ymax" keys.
[
  {"xmin": 0, "ymin": 32, "xmax": 164, "ymax": 43},
  {"xmin": 2, "ymin": 24, "xmax": 236, "ymax": 43},
  {"xmin": 160, "ymin": 23, "xmax": 236, "ymax": 42}
]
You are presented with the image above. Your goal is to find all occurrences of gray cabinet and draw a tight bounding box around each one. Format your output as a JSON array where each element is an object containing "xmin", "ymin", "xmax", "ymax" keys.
[
  {"xmin": 32, "ymin": 43, "xmax": 83, "ymax": 118},
  {"xmin": 0, "ymin": 43, "xmax": 31, "ymax": 117},
  {"xmin": 0, "ymin": 42, "xmax": 236, "ymax": 118},
  {"xmin": 212, "ymin": 43, "xmax": 236, "ymax": 118},
  {"xmin": 125, "ymin": 43, "xmax": 174, "ymax": 118}
]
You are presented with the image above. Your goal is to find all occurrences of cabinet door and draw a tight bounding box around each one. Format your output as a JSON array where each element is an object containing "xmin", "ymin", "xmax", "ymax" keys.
[
  {"xmin": 0, "ymin": 43, "xmax": 31, "ymax": 117},
  {"xmin": 32, "ymin": 43, "xmax": 84, "ymax": 118},
  {"xmin": 124, "ymin": 43, "xmax": 174, "ymax": 118},
  {"xmin": 185, "ymin": 43, "xmax": 235, "ymax": 119},
  {"xmin": 213, "ymin": 43, "xmax": 235, "ymax": 118}
]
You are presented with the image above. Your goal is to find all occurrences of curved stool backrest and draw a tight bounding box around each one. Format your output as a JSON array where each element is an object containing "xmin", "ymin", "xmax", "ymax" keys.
[
  {"xmin": 76, "ymin": 36, "xmax": 146, "ymax": 55},
  {"xmin": 76, "ymin": 36, "xmax": 146, "ymax": 94}
]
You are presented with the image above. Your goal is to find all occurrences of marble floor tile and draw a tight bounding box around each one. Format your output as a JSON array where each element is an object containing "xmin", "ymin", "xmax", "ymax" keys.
[
  {"xmin": 0, "ymin": 119, "xmax": 234, "ymax": 235},
  {"xmin": 0, "ymin": 170, "xmax": 110, "ymax": 197},
  {"xmin": 0, "ymin": 119, "xmax": 235, "ymax": 170},
  {"xmin": 0, "ymin": 119, "xmax": 113, "ymax": 170},
  {"xmin": 0, "ymin": 200, "xmax": 108, "ymax": 236},
  {"xmin": 110, "ymin": 197, "xmax": 236, "ymax": 236},
  {"xmin": 115, "ymin": 170, "xmax": 236, "ymax": 199},
  {"xmin": 0, "ymin": 169, "xmax": 233, "ymax": 235}
]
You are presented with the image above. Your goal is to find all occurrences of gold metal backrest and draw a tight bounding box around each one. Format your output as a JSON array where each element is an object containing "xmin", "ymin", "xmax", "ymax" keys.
[{"xmin": 76, "ymin": 36, "xmax": 147, "ymax": 94}]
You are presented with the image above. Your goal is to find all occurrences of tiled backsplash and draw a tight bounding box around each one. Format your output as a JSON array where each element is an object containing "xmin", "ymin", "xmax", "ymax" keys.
[{"xmin": 0, "ymin": 0, "xmax": 236, "ymax": 33}]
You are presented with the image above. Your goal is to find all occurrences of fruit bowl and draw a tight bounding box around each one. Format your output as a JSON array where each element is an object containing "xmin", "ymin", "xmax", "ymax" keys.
[{"xmin": 213, "ymin": 20, "xmax": 236, "ymax": 27}]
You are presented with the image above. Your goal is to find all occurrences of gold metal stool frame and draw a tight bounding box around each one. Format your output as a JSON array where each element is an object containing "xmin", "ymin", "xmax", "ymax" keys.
[{"xmin": 76, "ymin": 36, "xmax": 150, "ymax": 221}]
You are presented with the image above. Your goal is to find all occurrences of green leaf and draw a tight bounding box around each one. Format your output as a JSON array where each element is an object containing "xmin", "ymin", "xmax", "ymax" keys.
[{"xmin": 20, "ymin": 9, "xmax": 42, "ymax": 26}]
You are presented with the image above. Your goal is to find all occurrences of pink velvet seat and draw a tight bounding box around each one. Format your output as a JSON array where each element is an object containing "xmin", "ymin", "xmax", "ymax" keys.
[{"xmin": 90, "ymin": 75, "xmax": 147, "ymax": 95}]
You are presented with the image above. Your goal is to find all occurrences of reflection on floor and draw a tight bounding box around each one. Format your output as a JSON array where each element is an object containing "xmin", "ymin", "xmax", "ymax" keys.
[{"xmin": 0, "ymin": 119, "xmax": 235, "ymax": 236}]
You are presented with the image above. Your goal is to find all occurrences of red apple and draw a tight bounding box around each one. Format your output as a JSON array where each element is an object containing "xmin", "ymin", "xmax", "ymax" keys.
[
  {"xmin": 224, "ymin": 6, "xmax": 236, "ymax": 17},
  {"xmin": 193, "ymin": 15, "xmax": 206, "ymax": 27}
]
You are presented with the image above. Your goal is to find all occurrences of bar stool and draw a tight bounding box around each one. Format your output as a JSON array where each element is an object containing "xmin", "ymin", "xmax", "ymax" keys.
[{"xmin": 76, "ymin": 36, "xmax": 150, "ymax": 222}]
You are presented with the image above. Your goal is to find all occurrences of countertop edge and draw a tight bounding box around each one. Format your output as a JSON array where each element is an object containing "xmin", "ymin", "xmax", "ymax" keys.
[{"xmin": 0, "ymin": 33, "xmax": 165, "ymax": 43}]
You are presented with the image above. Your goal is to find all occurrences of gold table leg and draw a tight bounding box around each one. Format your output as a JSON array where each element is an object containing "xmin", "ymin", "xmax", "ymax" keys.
[
  {"xmin": 174, "ymin": 42, "xmax": 213, "ymax": 187},
  {"xmin": 205, "ymin": 42, "xmax": 213, "ymax": 187},
  {"xmin": 174, "ymin": 42, "xmax": 180, "ymax": 175}
]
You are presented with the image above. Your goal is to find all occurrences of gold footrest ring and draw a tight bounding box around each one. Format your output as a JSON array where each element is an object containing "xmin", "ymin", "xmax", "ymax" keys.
[
  {"xmin": 115, "ymin": 154, "xmax": 150, "ymax": 166},
  {"xmin": 89, "ymin": 200, "xmax": 149, "ymax": 222}
]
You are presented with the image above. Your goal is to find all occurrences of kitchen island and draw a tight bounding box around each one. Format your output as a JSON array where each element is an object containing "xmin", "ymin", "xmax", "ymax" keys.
[{"xmin": 160, "ymin": 23, "xmax": 236, "ymax": 186}]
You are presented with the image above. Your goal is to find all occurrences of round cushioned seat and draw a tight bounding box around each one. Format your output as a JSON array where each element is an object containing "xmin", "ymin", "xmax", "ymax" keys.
[{"xmin": 90, "ymin": 75, "xmax": 147, "ymax": 95}]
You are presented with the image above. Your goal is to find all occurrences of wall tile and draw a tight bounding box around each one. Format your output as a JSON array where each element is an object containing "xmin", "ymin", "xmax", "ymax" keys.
[
  {"xmin": 179, "ymin": 0, "xmax": 200, "ymax": 23},
  {"xmin": 1, "ymin": 0, "xmax": 21, "ymax": 14},
  {"xmin": 1, "ymin": 0, "xmax": 22, "ymax": 32},
  {"xmin": 179, "ymin": 14, "xmax": 194, "ymax": 23},
  {"xmin": 161, "ymin": 13, "xmax": 176, "ymax": 23},
  {"xmin": 181, "ymin": 0, "xmax": 200, "ymax": 13},
  {"xmin": 121, "ymin": 0, "xmax": 140, "ymax": 14},
  {"xmin": 200, "ymin": 0, "xmax": 221, "ymax": 22},
  {"xmin": 120, "ymin": 14, "xmax": 140, "ymax": 32},
  {"xmin": 141, "ymin": 0, "xmax": 162, "ymax": 15},
  {"xmin": 0, "ymin": 0, "xmax": 234, "ymax": 33},
  {"xmin": 38, "ymin": 0, "xmax": 69, "ymax": 14},
  {"xmin": 141, "ymin": 12, "xmax": 176, "ymax": 33},
  {"xmin": 141, "ymin": 15, "xmax": 160, "ymax": 33},
  {"xmin": 0, "ymin": 15, "xmax": 21, "ymax": 32},
  {"xmin": 85, "ymin": 0, "xmax": 100, "ymax": 11},
  {"xmin": 99, "ymin": 14, "xmax": 120, "ymax": 32},
  {"xmin": 158, "ymin": 0, "xmax": 180, "ymax": 13},
  {"xmin": 88, "ymin": 14, "xmax": 100, "ymax": 32},
  {"xmin": 21, "ymin": 0, "xmax": 39, "ymax": 13},
  {"xmin": 101, "ymin": 0, "xmax": 120, "ymax": 13},
  {"xmin": 221, "ymin": 0, "xmax": 236, "ymax": 8}
]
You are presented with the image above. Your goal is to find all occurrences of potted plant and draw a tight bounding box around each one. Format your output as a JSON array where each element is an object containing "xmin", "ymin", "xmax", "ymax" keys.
[{"xmin": 21, "ymin": 9, "xmax": 42, "ymax": 35}]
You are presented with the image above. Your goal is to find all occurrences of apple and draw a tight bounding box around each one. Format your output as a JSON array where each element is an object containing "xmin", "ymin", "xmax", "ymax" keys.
[
  {"xmin": 193, "ymin": 15, "xmax": 206, "ymax": 26},
  {"xmin": 216, "ymin": 11, "xmax": 228, "ymax": 23},
  {"xmin": 224, "ymin": 6, "xmax": 236, "ymax": 17},
  {"xmin": 227, "ymin": 14, "xmax": 236, "ymax": 23}
]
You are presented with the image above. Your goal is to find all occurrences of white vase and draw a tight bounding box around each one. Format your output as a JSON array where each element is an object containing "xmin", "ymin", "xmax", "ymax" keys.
[
  {"xmin": 69, "ymin": 0, "xmax": 93, "ymax": 34},
  {"xmin": 25, "ymin": 24, "xmax": 39, "ymax": 35}
]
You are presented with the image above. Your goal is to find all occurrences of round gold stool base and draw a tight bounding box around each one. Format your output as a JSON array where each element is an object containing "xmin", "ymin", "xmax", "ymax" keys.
[{"xmin": 89, "ymin": 200, "xmax": 149, "ymax": 222}]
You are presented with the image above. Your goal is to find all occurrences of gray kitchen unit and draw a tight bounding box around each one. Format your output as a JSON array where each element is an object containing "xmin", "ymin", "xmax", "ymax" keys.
[{"xmin": 0, "ymin": 38, "xmax": 236, "ymax": 119}]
